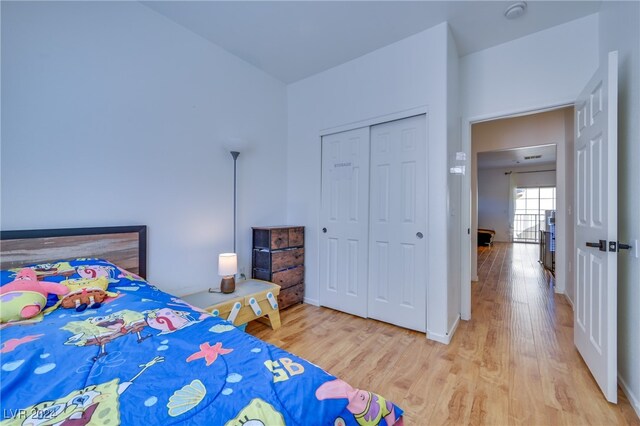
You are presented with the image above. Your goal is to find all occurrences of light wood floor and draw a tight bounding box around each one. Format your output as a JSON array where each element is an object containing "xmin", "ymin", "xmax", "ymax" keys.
[{"xmin": 247, "ymin": 243, "xmax": 639, "ymax": 425}]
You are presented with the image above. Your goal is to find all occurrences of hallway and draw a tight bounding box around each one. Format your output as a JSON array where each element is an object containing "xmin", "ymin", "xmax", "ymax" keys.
[{"xmin": 248, "ymin": 242, "xmax": 639, "ymax": 424}]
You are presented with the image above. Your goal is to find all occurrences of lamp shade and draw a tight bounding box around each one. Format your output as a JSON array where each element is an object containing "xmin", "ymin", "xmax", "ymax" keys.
[{"xmin": 218, "ymin": 253, "xmax": 238, "ymax": 277}]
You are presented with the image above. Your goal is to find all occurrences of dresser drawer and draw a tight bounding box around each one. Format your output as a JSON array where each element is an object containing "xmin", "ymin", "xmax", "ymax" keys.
[
  {"xmin": 277, "ymin": 283, "xmax": 304, "ymax": 309},
  {"xmin": 252, "ymin": 268, "xmax": 271, "ymax": 281},
  {"xmin": 272, "ymin": 266, "xmax": 304, "ymax": 290},
  {"xmin": 253, "ymin": 228, "xmax": 271, "ymax": 250},
  {"xmin": 288, "ymin": 227, "xmax": 304, "ymax": 247},
  {"xmin": 253, "ymin": 228, "xmax": 289, "ymax": 250},
  {"xmin": 253, "ymin": 248, "xmax": 304, "ymax": 271},
  {"xmin": 270, "ymin": 229, "xmax": 289, "ymax": 249},
  {"xmin": 272, "ymin": 248, "xmax": 304, "ymax": 271},
  {"xmin": 253, "ymin": 250, "xmax": 271, "ymax": 271}
]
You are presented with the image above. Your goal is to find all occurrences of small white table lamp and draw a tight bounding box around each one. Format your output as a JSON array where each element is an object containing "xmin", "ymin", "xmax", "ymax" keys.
[{"xmin": 218, "ymin": 253, "xmax": 237, "ymax": 294}]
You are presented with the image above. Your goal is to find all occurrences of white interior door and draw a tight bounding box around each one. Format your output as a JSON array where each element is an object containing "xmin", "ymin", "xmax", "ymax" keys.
[
  {"xmin": 574, "ymin": 51, "xmax": 618, "ymax": 403},
  {"xmin": 368, "ymin": 115, "xmax": 427, "ymax": 332},
  {"xmin": 320, "ymin": 127, "xmax": 370, "ymax": 317}
]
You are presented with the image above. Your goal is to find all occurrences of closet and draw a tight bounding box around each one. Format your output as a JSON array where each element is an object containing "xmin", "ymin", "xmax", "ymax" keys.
[{"xmin": 319, "ymin": 114, "xmax": 427, "ymax": 332}]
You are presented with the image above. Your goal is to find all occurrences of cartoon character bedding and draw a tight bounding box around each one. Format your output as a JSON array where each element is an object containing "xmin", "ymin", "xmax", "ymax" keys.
[{"xmin": 0, "ymin": 259, "xmax": 403, "ymax": 425}]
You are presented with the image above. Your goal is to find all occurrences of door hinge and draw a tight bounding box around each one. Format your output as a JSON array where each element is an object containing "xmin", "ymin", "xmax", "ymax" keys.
[{"xmin": 609, "ymin": 241, "xmax": 617, "ymax": 252}]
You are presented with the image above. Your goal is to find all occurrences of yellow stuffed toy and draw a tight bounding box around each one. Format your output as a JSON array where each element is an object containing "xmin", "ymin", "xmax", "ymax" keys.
[{"xmin": 46, "ymin": 277, "xmax": 118, "ymax": 313}]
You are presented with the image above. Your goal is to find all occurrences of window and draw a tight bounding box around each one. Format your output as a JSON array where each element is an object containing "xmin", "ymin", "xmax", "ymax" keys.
[{"xmin": 514, "ymin": 186, "xmax": 556, "ymax": 243}]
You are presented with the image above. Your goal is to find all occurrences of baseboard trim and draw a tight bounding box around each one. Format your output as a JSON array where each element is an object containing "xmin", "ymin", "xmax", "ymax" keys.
[
  {"xmin": 303, "ymin": 297, "xmax": 319, "ymax": 306},
  {"xmin": 564, "ymin": 293, "xmax": 575, "ymax": 311},
  {"xmin": 427, "ymin": 315, "xmax": 460, "ymax": 345},
  {"xmin": 619, "ymin": 374, "xmax": 640, "ymax": 420}
]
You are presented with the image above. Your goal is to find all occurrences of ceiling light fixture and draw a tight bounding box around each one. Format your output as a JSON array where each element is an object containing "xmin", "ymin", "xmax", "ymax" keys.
[{"xmin": 504, "ymin": 1, "xmax": 527, "ymax": 20}]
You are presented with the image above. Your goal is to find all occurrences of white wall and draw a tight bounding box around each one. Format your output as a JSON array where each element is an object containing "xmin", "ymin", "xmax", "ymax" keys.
[
  {"xmin": 477, "ymin": 169, "xmax": 511, "ymax": 241},
  {"xmin": 478, "ymin": 166, "xmax": 556, "ymax": 242},
  {"xmin": 461, "ymin": 14, "xmax": 599, "ymax": 120},
  {"xmin": 599, "ymin": 1, "xmax": 640, "ymax": 417},
  {"xmin": 460, "ymin": 15, "xmax": 599, "ymax": 319},
  {"xmin": 514, "ymin": 169, "xmax": 557, "ymax": 188},
  {"xmin": 0, "ymin": 1, "xmax": 288, "ymax": 296},
  {"xmin": 287, "ymin": 23, "xmax": 455, "ymax": 342}
]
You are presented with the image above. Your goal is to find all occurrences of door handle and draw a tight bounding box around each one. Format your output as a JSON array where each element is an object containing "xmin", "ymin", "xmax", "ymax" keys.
[
  {"xmin": 322, "ymin": 227, "xmax": 327, "ymax": 233},
  {"xmin": 618, "ymin": 242, "xmax": 633, "ymax": 251},
  {"xmin": 416, "ymin": 232, "xmax": 424, "ymax": 239},
  {"xmin": 586, "ymin": 240, "xmax": 607, "ymax": 251}
]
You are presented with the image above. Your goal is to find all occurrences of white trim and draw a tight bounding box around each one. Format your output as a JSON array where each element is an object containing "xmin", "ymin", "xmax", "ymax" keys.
[
  {"xmin": 319, "ymin": 105, "xmax": 429, "ymax": 137},
  {"xmin": 467, "ymin": 100, "xmax": 576, "ymax": 125},
  {"xmin": 619, "ymin": 373, "xmax": 640, "ymax": 420},
  {"xmin": 564, "ymin": 293, "xmax": 574, "ymax": 311},
  {"xmin": 461, "ymin": 117, "xmax": 472, "ymax": 319},
  {"xmin": 427, "ymin": 315, "xmax": 460, "ymax": 345},
  {"xmin": 303, "ymin": 297, "xmax": 319, "ymax": 306},
  {"xmin": 461, "ymin": 99, "xmax": 576, "ymax": 321}
]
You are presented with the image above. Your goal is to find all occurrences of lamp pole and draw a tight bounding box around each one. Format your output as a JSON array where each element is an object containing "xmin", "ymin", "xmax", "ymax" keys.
[{"xmin": 230, "ymin": 151, "xmax": 240, "ymax": 253}]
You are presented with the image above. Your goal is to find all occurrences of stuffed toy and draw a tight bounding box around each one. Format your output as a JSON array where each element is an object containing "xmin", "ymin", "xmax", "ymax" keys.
[
  {"xmin": 47, "ymin": 277, "xmax": 118, "ymax": 312},
  {"xmin": 316, "ymin": 379, "xmax": 399, "ymax": 426},
  {"xmin": 0, "ymin": 268, "xmax": 69, "ymax": 323}
]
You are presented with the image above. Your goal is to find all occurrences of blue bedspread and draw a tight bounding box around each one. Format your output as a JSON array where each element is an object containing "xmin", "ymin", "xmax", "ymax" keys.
[{"xmin": 0, "ymin": 259, "xmax": 402, "ymax": 425}]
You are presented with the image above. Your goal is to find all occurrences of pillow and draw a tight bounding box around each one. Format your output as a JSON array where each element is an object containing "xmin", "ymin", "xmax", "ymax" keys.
[{"xmin": 1, "ymin": 258, "xmax": 134, "ymax": 308}]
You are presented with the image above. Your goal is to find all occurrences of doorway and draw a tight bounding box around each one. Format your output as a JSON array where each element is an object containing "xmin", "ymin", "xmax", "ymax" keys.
[{"xmin": 471, "ymin": 107, "xmax": 574, "ymax": 303}]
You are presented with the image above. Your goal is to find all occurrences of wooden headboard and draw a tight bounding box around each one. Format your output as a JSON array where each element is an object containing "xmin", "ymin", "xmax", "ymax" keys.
[{"xmin": 0, "ymin": 226, "xmax": 147, "ymax": 278}]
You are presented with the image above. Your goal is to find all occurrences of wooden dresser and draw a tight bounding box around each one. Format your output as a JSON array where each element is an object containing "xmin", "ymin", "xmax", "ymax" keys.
[{"xmin": 252, "ymin": 226, "xmax": 304, "ymax": 309}]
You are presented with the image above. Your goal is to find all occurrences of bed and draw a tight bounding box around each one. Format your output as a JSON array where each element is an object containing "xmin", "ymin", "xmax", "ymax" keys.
[
  {"xmin": 0, "ymin": 226, "xmax": 403, "ymax": 426},
  {"xmin": 477, "ymin": 228, "xmax": 495, "ymax": 246}
]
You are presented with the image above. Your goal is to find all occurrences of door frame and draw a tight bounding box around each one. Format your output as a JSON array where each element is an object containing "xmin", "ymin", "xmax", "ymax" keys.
[
  {"xmin": 318, "ymin": 105, "xmax": 430, "ymax": 330},
  {"xmin": 460, "ymin": 100, "xmax": 574, "ymax": 320},
  {"xmin": 318, "ymin": 106, "xmax": 429, "ymax": 137}
]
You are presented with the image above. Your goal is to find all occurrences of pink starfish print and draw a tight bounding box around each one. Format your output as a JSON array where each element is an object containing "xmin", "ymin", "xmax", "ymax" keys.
[
  {"xmin": 0, "ymin": 334, "xmax": 44, "ymax": 353},
  {"xmin": 186, "ymin": 342, "xmax": 233, "ymax": 366}
]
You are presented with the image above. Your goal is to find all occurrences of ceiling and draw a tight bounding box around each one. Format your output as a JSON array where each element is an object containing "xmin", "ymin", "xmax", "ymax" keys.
[
  {"xmin": 478, "ymin": 144, "xmax": 557, "ymax": 169},
  {"xmin": 142, "ymin": 1, "xmax": 602, "ymax": 84}
]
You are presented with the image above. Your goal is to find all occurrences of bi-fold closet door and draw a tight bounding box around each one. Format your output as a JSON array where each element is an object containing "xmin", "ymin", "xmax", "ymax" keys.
[{"xmin": 319, "ymin": 115, "xmax": 427, "ymax": 332}]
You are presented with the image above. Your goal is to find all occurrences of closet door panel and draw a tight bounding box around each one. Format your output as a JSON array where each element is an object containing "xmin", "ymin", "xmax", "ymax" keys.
[
  {"xmin": 319, "ymin": 127, "xmax": 370, "ymax": 317},
  {"xmin": 368, "ymin": 115, "xmax": 427, "ymax": 332}
]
